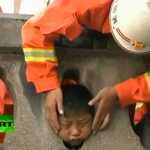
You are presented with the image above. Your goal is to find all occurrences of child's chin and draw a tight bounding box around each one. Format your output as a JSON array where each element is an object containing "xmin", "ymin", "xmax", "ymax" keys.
[
  {"xmin": 63, "ymin": 140, "xmax": 84, "ymax": 149},
  {"xmin": 69, "ymin": 141, "xmax": 83, "ymax": 146}
]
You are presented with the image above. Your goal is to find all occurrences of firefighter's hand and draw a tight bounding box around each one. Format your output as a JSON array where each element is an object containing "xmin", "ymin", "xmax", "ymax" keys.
[
  {"xmin": 45, "ymin": 88, "xmax": 63, "ymax": 134},
  {"xmin": 89, "ymin": 87, "xmax": 118, "ymax": 134}
]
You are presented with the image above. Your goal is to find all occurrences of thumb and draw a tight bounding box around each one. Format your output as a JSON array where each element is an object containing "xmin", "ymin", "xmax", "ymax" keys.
[
  {"xmin": 88, "ymin": 93, "xmax": 101, "ymax": 106},
  {"xmin": 57, "ymin": 98, "xmax": 64, "ymax": 115}
]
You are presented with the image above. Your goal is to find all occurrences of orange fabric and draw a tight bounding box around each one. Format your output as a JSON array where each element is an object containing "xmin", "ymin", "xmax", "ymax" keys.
[
  {"xmin": 134, "ymin": 104, "xmax": 150, "ymax": 125},
  {"xmin": 22, "ymin": 0, "xmax": 112, "ymax": 93},
  {"xmin": 115, "ymin": 74, "xmax": 150, "ymax": 107},
  {"xmin": 0, "ymin": 6, "xmax": 2, "ymax": 13},
  {"xmin": 0, "ymin": 79, "xmax": 14, "ymax": 145},
  {"xmin": 115, "ymin": 74, "xmax": 150, "ymax": 125},
  {"xmin": 102, "ymin": 15, "xmax": 111, "ymax": 34}
]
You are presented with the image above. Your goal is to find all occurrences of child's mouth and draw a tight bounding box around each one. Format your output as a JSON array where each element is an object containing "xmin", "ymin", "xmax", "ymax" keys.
[{"xmin": 69, "ymin": 139, "xmax": 83, "ymax": 145}]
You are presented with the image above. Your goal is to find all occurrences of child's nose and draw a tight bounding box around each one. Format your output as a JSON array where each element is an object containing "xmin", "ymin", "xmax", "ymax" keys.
[{"xmin": 70, "ymin": 126, "xmax": 81, "ymax": 138}]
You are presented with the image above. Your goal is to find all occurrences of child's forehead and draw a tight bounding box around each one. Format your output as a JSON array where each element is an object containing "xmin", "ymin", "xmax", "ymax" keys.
[{"xmin": 59, "ymin": 111, "xmax": 92, "ymax": 121}]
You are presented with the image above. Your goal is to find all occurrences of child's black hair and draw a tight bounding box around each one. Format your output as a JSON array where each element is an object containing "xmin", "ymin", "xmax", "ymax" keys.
[{"xmin": 60, "ymin": 84, "xmax": 95, "ymax": 118}]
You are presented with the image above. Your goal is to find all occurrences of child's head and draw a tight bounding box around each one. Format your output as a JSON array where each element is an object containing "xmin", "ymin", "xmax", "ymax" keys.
[{"xmin": 58, "ymin": 83, "xmax": 95, "ymax": 149}]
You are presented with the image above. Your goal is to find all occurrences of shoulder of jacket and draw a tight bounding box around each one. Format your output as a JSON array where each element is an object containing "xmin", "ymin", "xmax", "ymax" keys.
[{"xmin": 27, "ymin": 9, "xmax": 46, "ymax": 24}]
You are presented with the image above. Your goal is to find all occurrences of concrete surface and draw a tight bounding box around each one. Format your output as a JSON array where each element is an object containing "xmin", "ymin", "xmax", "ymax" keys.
[{"xmin": 0, "ymin": 52, "xmax": 149, "ymax": 150}]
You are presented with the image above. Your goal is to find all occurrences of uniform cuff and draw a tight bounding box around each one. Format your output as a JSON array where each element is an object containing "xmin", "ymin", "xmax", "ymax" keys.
[
  {"xmin": 33, "ymin": 76, "xmax": 60, "ymax": 93},
  {"xmin": 115, "ymin": 79, "xmax": 136, "ymax": 107}
]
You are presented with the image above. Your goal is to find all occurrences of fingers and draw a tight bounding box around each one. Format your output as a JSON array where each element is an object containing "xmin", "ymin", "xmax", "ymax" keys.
[
  {"xmin": 93, "ymin": 110, "xmax": 110, "ymax": 134},
  {"xmin": 92, "ymin": 99, "xmax": 111, "ymax": 134},
  {"xmin": 46, "ymin": 105, "xmax": 59, "ymax": 134},
  {"xmin": 45, "ymin": 88, "xmax": 63, "ymax": 134},
  {"xmin": 89, "ymin": 92, "xmax": 103, "ymax": 134},
  {"xmin": 99, "ymin": 113, "xmax": 110, "ymax": 131},
  {"xmin": 89, "ymin": 93, "xmax": 102, "ymax": 106},
  {"xmin": 92, "ymin": 103, "xmax": 103, "ymax": 132},
  {"xmin": 56, "ymin": 96, "xmax": 64, "ymax": 115}
]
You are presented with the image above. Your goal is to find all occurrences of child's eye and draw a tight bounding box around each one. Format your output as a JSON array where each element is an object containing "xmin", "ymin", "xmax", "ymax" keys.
[
  {"xmin": 60, "ymin": 124, "xmax": 70, "ymax": 128},
  {"xmin": 79, "ymin": 122, "xmax": 88, "ymax": 126}
]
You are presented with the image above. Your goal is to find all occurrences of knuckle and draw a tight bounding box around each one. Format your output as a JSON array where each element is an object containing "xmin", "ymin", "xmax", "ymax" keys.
[
  {"xmin": 50, "ymin": 117, "xmax": 57, "ymax": 121},
  {"xmin": 48, "ymin": 105, "xmax": 55, "ymax": 110}
]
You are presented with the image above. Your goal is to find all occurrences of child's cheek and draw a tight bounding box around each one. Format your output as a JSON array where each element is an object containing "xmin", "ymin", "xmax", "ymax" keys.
[
  {"xmin": 81, "ymin": 125, "xmax": 92, "ymax": 139},
  {"xmin": 58, "ymin": 128, "xmax": 69, "ymax": 142}
]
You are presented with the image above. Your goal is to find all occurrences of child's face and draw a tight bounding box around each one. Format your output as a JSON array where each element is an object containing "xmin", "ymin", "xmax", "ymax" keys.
[{"xmin": 58, "ymin": 111, "xmax": 93, "ymax": 146}]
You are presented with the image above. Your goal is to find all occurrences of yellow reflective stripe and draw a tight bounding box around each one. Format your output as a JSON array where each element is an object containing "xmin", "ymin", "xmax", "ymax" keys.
[
  {"xmin": 23, "ymin": 48, "xmax": 57, "ymax": 62},
  {"xmin": 135, "ymin": 102, "xmax": 144, "ymax": 109},
  {"xmin": 144, "ymin": 71, "xmax": 150, "ymax": 89},
  {"xmin": 23, "ymin": 48, "xmax": 55, "ymax": 52},
  {"xmin": 134, "ymin": 72, "xmax": 150, "ymax": 111},
  {"xmin": 25, "ymin": 56, "xmax": 57, "ymax": 62}
]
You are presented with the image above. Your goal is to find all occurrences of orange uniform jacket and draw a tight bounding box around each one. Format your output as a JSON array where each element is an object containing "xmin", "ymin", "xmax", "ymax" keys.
[
  {"xmin": 22, "ymin": 0, "xmax": 148, "ymax": 125},
  {"xmin": 0, "ymin": 79, "xmax": 14, "ymax": 145},
  {"xmin": 115, "ymin": 72, "xmax": 150, "ymax": 125}
]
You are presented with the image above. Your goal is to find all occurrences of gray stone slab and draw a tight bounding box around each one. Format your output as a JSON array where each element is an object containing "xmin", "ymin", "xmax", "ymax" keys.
[
  {"xmin": 0, "ymin": 14, "xmax": 32, "ymax": 20},
  {"xmin": 0, "ymin": 18, "xmax": 23, "ymax": 47},
  {"xmin": 0, "ymin": 14, "xmax": 30, "ymax": 49},
  {"xmin": 0, "ymin": 53, "xmax": 149, "ymax": 150}
]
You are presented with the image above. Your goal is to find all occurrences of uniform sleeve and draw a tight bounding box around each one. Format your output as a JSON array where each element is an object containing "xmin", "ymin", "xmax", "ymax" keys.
[
  {"xmin": 115, "ymin": 71, "xmax": 150, "ymax": 107},
  {"xmin": 22, "ymin": 20, "xmax": 60, "ymax": 93},
  {"xmin": 22, "ymin": 7, "xmax": 82, "ymax": 93}
]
